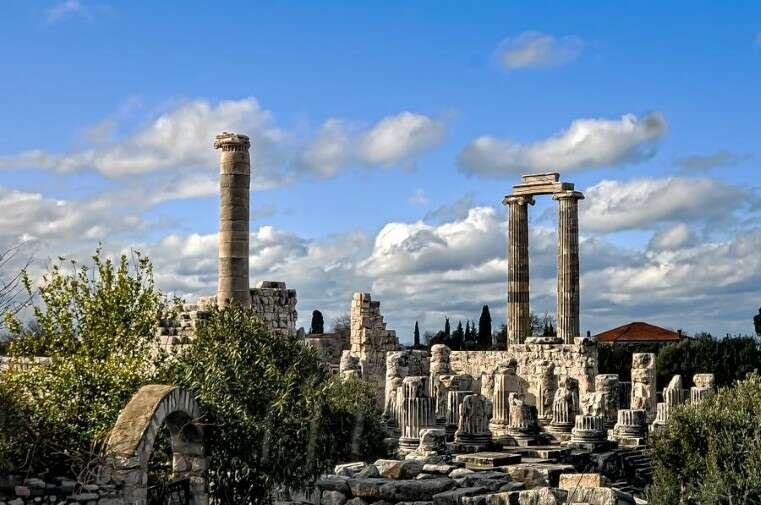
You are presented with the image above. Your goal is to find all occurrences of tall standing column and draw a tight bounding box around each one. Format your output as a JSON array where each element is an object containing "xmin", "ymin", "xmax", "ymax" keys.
[
  {"xmin": 553, "ymin": 191, "xmax": 584, "ymax": 343},
  {"xmin": 214, "ymin": 132, "xmax": 251, "ymax": 307},
  {"xmin": 503, "ymin": 195, "xmax": 534, "ymax": 345}
]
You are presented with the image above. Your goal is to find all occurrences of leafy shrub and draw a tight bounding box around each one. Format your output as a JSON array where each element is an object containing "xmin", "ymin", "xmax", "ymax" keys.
[
  {"xmin": 0, "ymin": 249, "xmax": 164, "ymax": 477},
  {"xmin": 656, "ymin": 336, "xmax": 761, "ymax": 388},
  {"xmin": 163, "ymin": 303, "xmax": 385, "ymax": 504},
  {"xmin": 650, "ymin": 374, "xmax": 761, "ymax": 504}
]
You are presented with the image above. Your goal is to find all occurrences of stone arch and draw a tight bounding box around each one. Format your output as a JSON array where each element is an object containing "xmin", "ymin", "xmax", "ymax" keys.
[{"xmin": 102, "ymin": 385, "xmax": 207, "ymax": 505}]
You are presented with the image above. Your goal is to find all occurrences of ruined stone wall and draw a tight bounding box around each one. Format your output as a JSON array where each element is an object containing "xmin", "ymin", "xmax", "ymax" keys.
[
  {"xmin": 343, "ymin": 292, "xmax": 401, "ymax": 404},
  {"xmin": 156, "ymin": 280, "xmax": 298, "ymax": 353},
  {"xmin": 249, "ymin": 281, "xmax": 298, "ymax": 336},
  {"xmin": 0, "ymin": 477, "xmax": 118, "ymax": 505},
  {"xmin": 448, "ymin": 338, "xmax": 598, "ymax": 407}
]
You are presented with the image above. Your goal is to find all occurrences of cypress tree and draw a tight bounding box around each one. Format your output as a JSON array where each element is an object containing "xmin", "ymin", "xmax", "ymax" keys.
[
  {"xmin": 310, "ymin": 309, "xmax": 324, "ymax": 334},
  {"xmin": 478, "ymin": 305, "xmax": 492, "ymax": 349},
  {"xmin": 414, "ymin": 321, "xmax": 421, "ymax": 348}
]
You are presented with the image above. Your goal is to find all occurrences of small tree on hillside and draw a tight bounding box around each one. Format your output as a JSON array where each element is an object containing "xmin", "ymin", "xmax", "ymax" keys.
[
  {"xmin": 451, "ymin": 321, "xmax": 464, "ymax": 350},
  {"xmin": 310, "ymin": 310, "xmax": 324, "ymax": 334},
  {"xmin": 331, "ymin": 313, "xmax": 351, "ymax": 347},
  {"xmin": 478, "ymin": 305, "xmax": 492, "ymax": 349}
]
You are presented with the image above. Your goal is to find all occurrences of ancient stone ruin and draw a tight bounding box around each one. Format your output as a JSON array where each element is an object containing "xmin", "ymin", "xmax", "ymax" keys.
[{"xmin": 0, "ymin": 132, "xmax": 726, "ymax": 505}]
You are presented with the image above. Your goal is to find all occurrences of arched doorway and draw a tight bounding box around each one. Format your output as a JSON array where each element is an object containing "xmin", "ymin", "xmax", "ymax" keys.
[{"xmin": 103, "ymin": 385, "xmax": 207, "ymax": 505}]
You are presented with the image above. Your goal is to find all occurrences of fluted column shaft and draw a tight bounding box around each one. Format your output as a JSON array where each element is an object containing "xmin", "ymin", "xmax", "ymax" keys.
[
  {"xmin": 554, "ymin": 191, "xmax": 584, "ymax": 343},
  {"xmin": 215, "ymin": 132, "xmax": 251, "ymax": 307},
  {"xmin": 503, "ymin": 195, "xmax": 534, "ymax": 345}
]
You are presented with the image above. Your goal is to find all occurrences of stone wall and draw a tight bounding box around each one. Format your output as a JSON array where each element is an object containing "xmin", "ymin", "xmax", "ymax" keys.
[
  {"xmin": 156, "ymin": 280, "xmax": 298, "ymax": 353},
  {"xmin": 0, "ymin": 477, "xmax": 118, "ymax": 505},
  {"xmin": 304, "ymin": 332, "xmax": 347, "ymax": 369},
  {"xmin": 249, "ymin": 281, "xmax": 298, "ymax": 336},
  {"xmin": 448, "ymin": 338, "xmax": 598, "ymax": 406},
  {"xmin": 341, "ymin": 293, "xmax": 401, "ymax": 405}
]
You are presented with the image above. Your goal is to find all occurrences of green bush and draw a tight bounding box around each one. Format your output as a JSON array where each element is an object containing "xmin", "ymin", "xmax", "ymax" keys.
[
  {"xmin": 163, "ymin": 303, "xmax": 385, "ymax": 504},
  {"xmin": 650, "ymin": 374, "xmax": 761, "ymax": 504},
  {"xmin": 656, "ymin": 336, "xmax": 761, "ymax": 388},
  {"xmin": 0, "ymin": 249, "xmax": 165, "ymax": 477}
]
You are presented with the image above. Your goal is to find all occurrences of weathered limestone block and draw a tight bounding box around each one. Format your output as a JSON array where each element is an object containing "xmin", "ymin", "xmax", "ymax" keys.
[
  {"xmin": 507, "ymin": 392, "xmax": 539, "ymax": 445},
  {"xmin": 558, "ymin": 472, "xmax": 607, "ymax": 489},
  {"xmin": 399, "ymin": 378, "xmax": 436, "ymax": 455},
  {"xmin": 581, "ymin": 392, "xmax": 605, "ymax": 417},
  {"xmin": 630, "ymin": 353, "xmax": 656, "ymax": 422},
  {"xmin": 570, "ymin": 414, "xmax": 606, "ymax": 444},
  {"xmin": 339, "ymin": 351, "xmax": 362, "ymax": 380},
  {"xmin": 406, "ymin": 428, "xmax": 448, "ymax": 462},
  {"xmin": 249, "ymin": 282, "xmax": 298, "ymax": 336},
  {"xmin": 446, "ymin": 390, "xmax": 472, "ymax": 440},
  {"xmin": 435, "ymin": 374, "xmax": 474, "ymax": 423},
  {"xmin": 547, "ymin": 376, "xmax": 578, "ymax": 434},
  {"xmin": 489, "ymin": 360, "xmax": 522, "ymax": 439},
  {"xmin": 448, "ymin": 342, "xmax": 597, "ymax": 404},
  {"xmin": 690, "ymin": 373, "xmax": 715, "ymax": 404},
  {"xmin": 534, "ymin": 360, "xmax": 556, "ymax": 422},
  {"xmin": 612, "ymin": 409, "xmax": 648, "ymax": 446},
  {"xmin": 653, "ymin": 374, "xmax": 685, "ymax": 433},
  {"xmin": 350, "ymin": 292, "xmax": 401, "ymax": 406},
  {"xmin": 455, "ymin": 394, "xmax": 493, "ymax": 451},
  {"xmin": 594, "ymin": 374, "xmax": 619, "ymax": 428}
]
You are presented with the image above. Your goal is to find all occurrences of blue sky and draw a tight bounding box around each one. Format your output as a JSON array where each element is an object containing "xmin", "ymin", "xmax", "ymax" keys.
[{"xmin": 1, "ymin": 1, "xmax": 760, "ymax": 341}]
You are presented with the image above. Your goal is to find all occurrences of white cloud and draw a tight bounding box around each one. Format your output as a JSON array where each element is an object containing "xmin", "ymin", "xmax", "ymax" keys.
[
  {"xmin": 580, "ymin": 176, "xmax": 759, "ymax": 232},
  {"xmin": 7, "ymin": 177, "xmax": 761, "ymax": 342},
  {"xmin": 648, "ymin": 223, "xmax": 694, "ymax": 251},
  {"xmin": 423, "ymin": 194, "xmax": 475, "ymax": 225},
  {"xmin": 0, "ymin": 98, "xmax": 286, "ymax": 181},
  {"xmin": 1, "ymin": 100, "xmax": 444, "ymax": 192},
  {"xmin": 458, "ymin": 113, "xmax": 667, "ymax": 177},
  {"xmin": 358, "ymin": 112, "xmax": 446, "ymax": 166},
  {"xmin": 408, "ymin": 189, "xmax": 429, "ymax": 205},
  {"xmin": 298, "ymin": 111, "xmax": 446, "ymax": 174},
  {"xmin": 496, "ymin": 31, "xmax": 583, "ymax": 70},
  {"xmin": 46, "ymin": 0, "xmax": 92, "ymax": 22}
]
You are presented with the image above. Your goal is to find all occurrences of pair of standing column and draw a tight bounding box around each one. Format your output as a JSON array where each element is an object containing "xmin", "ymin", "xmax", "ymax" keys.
[{"xmin": 504, "ymin": 191, "xmax": 584, "ymax": 344}]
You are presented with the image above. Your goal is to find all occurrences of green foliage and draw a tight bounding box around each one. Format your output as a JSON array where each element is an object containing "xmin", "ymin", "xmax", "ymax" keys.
[
  {"xmin": 0, "ymin": 248, "xmax": 164, "ymax": 477},
  {"xmin": 478, "ymin": 305, "xmax": 491, "ymax": 349},
  {"xmin": 650, "ymin": 374, "xmax": 761, "ymax": 504},
  {"xmin": 164, "ymin": 304, "xmax": 385, "ymax": 504},
  {"xmin": 656, "ymin": 335, "xmax": 761, "ymax": 388},
  {"xmin": 598, "ymin": 343, "xmax": 665, "ymax": 382}
]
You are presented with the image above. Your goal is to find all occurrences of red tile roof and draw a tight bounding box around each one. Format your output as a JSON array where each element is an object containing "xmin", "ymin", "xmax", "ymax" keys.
[{"xmin": 593, "ymin": 321, "xmax": 681, "ymax": 343}]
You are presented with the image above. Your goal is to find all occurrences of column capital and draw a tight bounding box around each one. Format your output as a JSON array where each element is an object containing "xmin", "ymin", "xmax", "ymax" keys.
[
  {"xmin": 552, "ymin": 190, "xmax": 585, "ymax": 201},
  {"xmin": 502, "ymin": 194, "xmax": 535, "ymax": 207},
  {"xmin": 214, "ymin": 132, "xmax": 251, "ymax": 151}
]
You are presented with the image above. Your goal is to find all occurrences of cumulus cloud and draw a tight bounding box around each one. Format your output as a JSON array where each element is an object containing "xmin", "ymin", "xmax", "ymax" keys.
[
  {"xmin": 496, "ymin": 31, "xmax": 583, "ymax": 70},
  {"xmin": 673, "ymin": 149, "xmax": 749, "ymax": 172},
  {"xmin": 424, "ymin": 194, "xmax": 475, "ymax": 225},
  {"xmin": 1, "ymin": 99, "xmax": 444, "ymax": 191},
  {"xmin": 581, "ymin": 176, "xmax": 760, "ymax": 233},
  {"xmin": 0, "ymin": 99, "xmax": 287, "ymax": 181},
  {"xmin": 298, "ymin": 111, "xmax": 446, "ymax": 174},
  {"xmin": 458, "ymin": 113, "xmax": 667, "ymax": 177},
  {"xmin": 0, "ymin": 186, "xmax": 144, "ymax": 246},
  {"xmin": 647, "ymin": 223, "xmax": 694, "ymax": 251},
  {"xmin": 8, "ymin": 176, "xmax": 761, "ymax": 342}
]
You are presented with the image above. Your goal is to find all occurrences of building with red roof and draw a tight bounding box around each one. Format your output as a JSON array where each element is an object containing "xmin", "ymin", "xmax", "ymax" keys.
[{"xmin": 593, "ymin": 321, "xmax": 682, "ymax": 344}]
